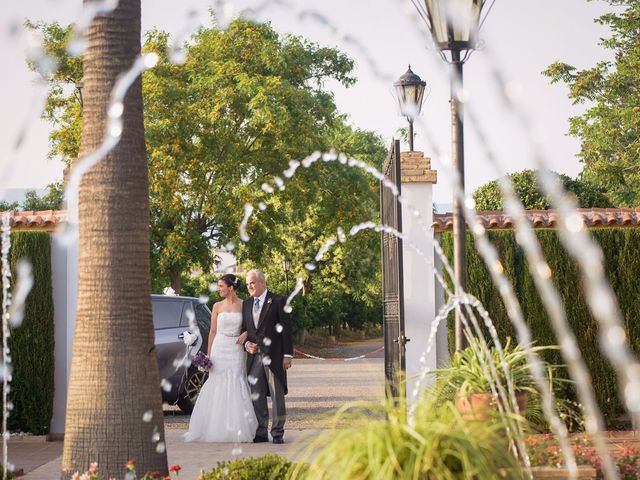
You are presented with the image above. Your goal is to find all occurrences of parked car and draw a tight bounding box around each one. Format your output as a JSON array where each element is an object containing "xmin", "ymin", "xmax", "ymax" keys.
[{"xmin": 152, "ymin": 294, "xmax": 211, "ymax": 414}]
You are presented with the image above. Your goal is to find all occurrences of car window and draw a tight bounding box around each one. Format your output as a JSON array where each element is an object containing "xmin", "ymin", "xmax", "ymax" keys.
[
  {"xmin": 180, "ymin": 302, "xmax": 196, "ymax": 327},
  {"xmin": 194, "ymin": 303, "xmax": 212, "ymax": 346},
  {"xmin": 194, "ymin": 303, "xmax": 212, "ymax": 331},
  {"xmin": 152, "ymin": 300, "xmax": 185, "ymax": 329}
]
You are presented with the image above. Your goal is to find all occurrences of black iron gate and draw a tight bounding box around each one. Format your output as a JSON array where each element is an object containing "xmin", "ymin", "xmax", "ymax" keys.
[{"xmin": 380, "ymin": 139, "xmax": 407, "ymax": 398}]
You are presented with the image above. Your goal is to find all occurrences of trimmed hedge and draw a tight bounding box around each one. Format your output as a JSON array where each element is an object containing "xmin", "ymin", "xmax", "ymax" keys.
[
  {"xmin": 440, "ymin": 228, "xmax": 640, "ymax": 424},
  {"xmin": 201, "ymin": 455, "xmax": 305, "ymax": 479},
  {"xmin": 1, "ymin": 232, "xmax": 55, "ymax": 434}
]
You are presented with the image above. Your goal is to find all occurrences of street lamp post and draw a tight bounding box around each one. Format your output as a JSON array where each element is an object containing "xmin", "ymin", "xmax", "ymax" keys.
[
  {"xmin": 421, "ymin": 0, "xmax": 491, "ymax": 351},
  {"xmin": 394, "ymin": 66, "xmax": 427, "ymax": 152},
  {"xmin": 282, "ymin": 258, "xmax": 291, "ymax": 293}
]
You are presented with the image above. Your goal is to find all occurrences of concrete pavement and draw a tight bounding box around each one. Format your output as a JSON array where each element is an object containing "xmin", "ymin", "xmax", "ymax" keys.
[{"xmin": 11, "ymin": 357, "xmax": 384, "ymax": 479}]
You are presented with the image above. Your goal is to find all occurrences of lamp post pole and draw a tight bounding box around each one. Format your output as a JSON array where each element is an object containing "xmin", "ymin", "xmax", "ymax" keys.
[
  {"xmin": 450, "ymin": 51, "xmax": 467, "ymax": 351},
  {"xmin": 418, "ymin": 0, "xmax": 491, "ymax": 351}
]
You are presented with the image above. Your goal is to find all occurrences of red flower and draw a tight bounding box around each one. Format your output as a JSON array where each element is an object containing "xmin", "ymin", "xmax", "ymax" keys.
[
  {"xmin": 125, "ymin": 459, "xmax": 137, "ymax": 470},
  {"xmin": 169, "ymin": 464, "xmax": 181, "ymax": 472}
]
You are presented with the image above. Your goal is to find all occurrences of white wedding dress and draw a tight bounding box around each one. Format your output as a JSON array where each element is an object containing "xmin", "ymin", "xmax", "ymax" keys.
[{"xmin": 184, "ymin": 311, "xmax": 258, "ymax": 442}]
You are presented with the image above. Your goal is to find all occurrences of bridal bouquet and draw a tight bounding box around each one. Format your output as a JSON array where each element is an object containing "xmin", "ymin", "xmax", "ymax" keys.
[{"xmin": 192, "ymin": 351, "xmax": 213, "ymax": 372}]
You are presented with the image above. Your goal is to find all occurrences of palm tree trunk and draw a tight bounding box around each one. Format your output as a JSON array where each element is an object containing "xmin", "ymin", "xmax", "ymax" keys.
[{"xmin": 62, "ymin": 0, "xmax": 168, "ymax": 477}]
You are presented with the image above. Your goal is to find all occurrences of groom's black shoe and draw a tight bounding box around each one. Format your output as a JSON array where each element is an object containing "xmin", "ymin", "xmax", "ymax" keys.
[
  {"xmin": 272, "ymin": 437, "xmax": 284, "ymax": 444},
  {"xmin": 253, "ymin": 435, "xmax": 269, "ymax": 443}
]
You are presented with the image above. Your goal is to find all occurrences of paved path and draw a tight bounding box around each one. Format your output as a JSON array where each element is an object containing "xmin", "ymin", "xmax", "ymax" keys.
[{"xmin": 15, "ymin": 357, "xmax": 384, "ymax": 478}]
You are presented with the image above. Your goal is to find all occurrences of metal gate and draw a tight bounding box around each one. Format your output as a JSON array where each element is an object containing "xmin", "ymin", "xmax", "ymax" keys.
[{"xmin": 380, "ymin": 139, "xmax": 407, "ymax": 399}]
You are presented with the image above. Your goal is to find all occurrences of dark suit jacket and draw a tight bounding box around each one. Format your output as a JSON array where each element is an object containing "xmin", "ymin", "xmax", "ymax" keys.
[{"xmin": 242, "ymin": 292, "xmax": 293, "ymax": 395}]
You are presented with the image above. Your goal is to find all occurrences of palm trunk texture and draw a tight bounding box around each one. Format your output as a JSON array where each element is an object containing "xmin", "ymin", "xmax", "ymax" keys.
[{"xmin": 61, "ymin": 0, "xmax": 168, "ymax": 477}]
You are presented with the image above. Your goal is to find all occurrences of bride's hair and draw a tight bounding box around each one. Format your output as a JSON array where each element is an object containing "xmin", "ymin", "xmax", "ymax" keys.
[{"xmin": 220, "ymin": 274, "xmax": 241, "ymax": 291}]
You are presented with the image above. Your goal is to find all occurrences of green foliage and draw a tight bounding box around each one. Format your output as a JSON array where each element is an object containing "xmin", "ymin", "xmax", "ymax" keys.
[
  {"xmin": 0, "ymin": 201, "xmax": 19, "ymax": 212},
  {"xmin": 21, "ymin": 183, "xmax": 64, "ymax": 211},
  {"xmin": 543, "ymin": 1, "xmax": 640, "ymax": 207},
  {"xmin": 201, "ymin": 455, "xmax": 301, "ymax": 479},
  {"xmin": 440, "ymin": 228, "xmax": 640, "ymax": 424},
  {"xmin": 0, "ymin": 464, "xmax": 15, "ymax": 479},
  {"xmin": 472, "ymin": 169, "xmax": 613, "ymax": 211},
  {"xmin": 0, "ymin": 183, "xmax": 64, "ymax": 213},
  {"xmin": 29, "ymin": 16, "xmax": 385, "ymax": 317},
  {"xmin": 2, "ymin": 233, "xmax": 55, "ymax": 434},
  {"xmin": 293, "ymin": 391, "xmax": 523, "ymax": 479}
]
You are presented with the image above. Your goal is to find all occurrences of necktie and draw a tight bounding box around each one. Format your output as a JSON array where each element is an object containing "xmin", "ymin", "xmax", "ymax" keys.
[{"xmin": 254, "ymin": 298, "xmax": 261, "ymax": 312}]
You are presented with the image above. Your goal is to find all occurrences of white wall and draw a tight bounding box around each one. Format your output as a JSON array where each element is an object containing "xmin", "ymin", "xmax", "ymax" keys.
[
  {"xmin": 401, "ymin": 182, "xmax": 449, "ymax": 405},
  {"xmin": 50, "ymin": 234, "xmax": 77, "ymax": 436}
]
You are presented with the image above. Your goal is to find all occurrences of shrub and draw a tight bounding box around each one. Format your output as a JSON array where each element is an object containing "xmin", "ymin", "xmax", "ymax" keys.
[
  {"xmin": 1, "ymin": 232, "xmax": 55, "ymax": 434},
  {"xmin": 200, "ymin": 455, "xmax": 302, "ymax": 480},
  {"xmin": 292, "ymin": 391, "xmax": 523, "ymax": 480},
  {"xmin": 439, "ymin": 228, "xmax": 640, "ymax": 425}
]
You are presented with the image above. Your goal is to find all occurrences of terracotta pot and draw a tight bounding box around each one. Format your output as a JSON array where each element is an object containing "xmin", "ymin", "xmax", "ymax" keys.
[{"xmin": 455, "ymin": 391, "xmax": 527, "ymax": 421}]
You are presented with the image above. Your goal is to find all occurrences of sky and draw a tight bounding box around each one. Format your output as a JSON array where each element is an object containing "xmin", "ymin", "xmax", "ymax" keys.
[{"xmin": 0, "ymin": 0, "xmax": 617, "ymax": 205}]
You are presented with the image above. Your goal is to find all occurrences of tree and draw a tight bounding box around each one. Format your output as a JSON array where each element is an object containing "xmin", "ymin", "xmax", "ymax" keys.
[
  {"xmin": 543, "ymin": 0, "xmax": 640, "ymax": 207},
  {"xmin": 61, "ymin": 0, "xmax": 168, "ymax": 477},
  {"xmin": 28, "ymin": 17, "xmax": 383, "ymax": 295},
  {"xmin": 472, "ymin": 169, "xmax": 613, "ymax": 211},
  {"xmin": 0, "ymin": 200, "xmax": 19, "ymax": 211},
  {"xmin": 21, "ymin": 182, "xmax": 64, "ymax": 211},
  {"xmin": 236, "ymin": 122, "xmax": 386, "ymax": 335}
]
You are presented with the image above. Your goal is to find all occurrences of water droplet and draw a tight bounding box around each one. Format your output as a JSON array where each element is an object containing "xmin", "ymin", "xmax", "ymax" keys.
[
  {"xmin": 305, "ymin": 263, "xmax": 316, "ymax": 271},
  {"xmin": 262, "ymin": 356, "xmax": 271, "ymax": 366},
  {"xmin": 108, "ymin": 102, "xmax": 124, "ymax": 118},
  {"xmin": 144, "ymin": 52, "xmax": 159, "ymax": 68},
  {"xmin": 199, "ymin": 295, "xmax": 209, "ymax": 304},
  {"xmin": 283, "ymin": 305, "xmax": 292, "ymax": 313},
  {"xmin": 125, "ymin": 473, "xmax": 135, "ymax": 480},
  {"xmin": 337, "ymin": 227, "xmax": 346, "ymax": 243},
  {"xmin": 262, "ymin": 337, "xmax": 272, "ymax": 346},
  {"xmin": 223, "ymin": 467, "xmax": 229, "ymax": 475},
  {"xmin": 248, "ymin": 375, "xmax": 258, "ymax": 385},
  {"xmin": 565, "ymin": 213, "xmax": 584, "ymax": 233},
  {"xmin": 261, "ymin": 183, "xmax": 274, "ymax": 194},
  {"xmin": 251, "ymin": 392, "xmax": 260, "ymax": 401},
  {"xmin": 274, "ymin": 176, "xmax": 285, "ymax": 191},
  {"xmin": 209, "ymin": 284, "xmax": 219, "ymax": 292},
  {"xmin": 225, "ymin": 242, "xmax": 235, "ymax": 251},
  {"xmin": 258, "ymin": 202, "xmax": 267, "ymax": 211},
  {"xmin": 160, "ymin": 379, "xmax": 172, "ymax": 392},
  {"xmin": 152, "ymin": 431, "xmax": 161, "ymax": 442},
  {"xmin": 109, "ymin": 121, "xmax": 123, "ymax": 138},
  {"xmin": 232, "ymin": 447, "xmax": 242, "ymax": 455},
  {"xmin": 154, "ymin": 442, "xmax": 165, "ymax": 454},
  {"xmin": 275, "ymin": 324, "xmax": 283, "ymax": 333},
  {"xmin": 7, "ymin": 463, "xmax": 14, "ymax": 472},
  {"xmin": 142, "ymin": 410, "xmax": 153, "ymax": 422}
]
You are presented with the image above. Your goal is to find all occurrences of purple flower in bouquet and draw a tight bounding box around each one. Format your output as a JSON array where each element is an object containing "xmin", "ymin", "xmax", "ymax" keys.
[{"xmin": 192, "ymin": 351, "xmax": 213, "ymax": 371}]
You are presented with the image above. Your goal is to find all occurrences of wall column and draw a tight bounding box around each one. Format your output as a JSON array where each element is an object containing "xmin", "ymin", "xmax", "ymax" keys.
[{"xmin": 399, "ymin": 152, "xmax": 448, "ymax": 403}]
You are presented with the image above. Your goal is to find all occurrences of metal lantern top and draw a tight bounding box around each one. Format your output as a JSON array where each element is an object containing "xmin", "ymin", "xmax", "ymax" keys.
[
  {"xmin": 394, "ymin": 66, "xmax": 427, "ymax": 122},
  {"xmin": 282, "ymin": 258, "xmax": 292, "ymax": 272},
  {"xmin": 422, "ymin": 0, "xmax": 492, "ymax": 62}
]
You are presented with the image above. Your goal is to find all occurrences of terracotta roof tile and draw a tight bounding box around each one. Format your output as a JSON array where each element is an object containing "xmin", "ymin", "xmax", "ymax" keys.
[
  {"xmin": 432, "ymin": 208, "xmax": 640, "ymax": 233},
  {"xmin": 0, "ymin": 210, "xmax": 67, "ymax": 231}
]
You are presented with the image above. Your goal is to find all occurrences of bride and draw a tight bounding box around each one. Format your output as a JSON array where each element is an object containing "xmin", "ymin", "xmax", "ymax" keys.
[{"xmin": 184, "ymin": 274, "xmax": 258, "ymax": 442}]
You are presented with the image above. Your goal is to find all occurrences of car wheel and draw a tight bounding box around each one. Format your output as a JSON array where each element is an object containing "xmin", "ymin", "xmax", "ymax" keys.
[{"xmin": 177, "ymin": 369, "xmax": 208, "ymax": 414}]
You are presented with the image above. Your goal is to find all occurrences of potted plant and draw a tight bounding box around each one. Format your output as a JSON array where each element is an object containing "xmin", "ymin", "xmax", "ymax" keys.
[{"xmin": 434, "ymin": 338, "xmax": 560, "ymax": 423}]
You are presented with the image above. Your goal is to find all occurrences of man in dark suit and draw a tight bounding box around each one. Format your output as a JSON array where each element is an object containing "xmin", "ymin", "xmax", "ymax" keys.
[{"xmin": 243, "ymin": 269, "xmax": 293, "ymax": 444}]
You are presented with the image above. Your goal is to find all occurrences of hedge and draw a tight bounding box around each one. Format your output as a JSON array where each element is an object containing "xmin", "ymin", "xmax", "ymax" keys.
[
  {"xmin": 440, "ymin": 228, "xmax": 640, "ymax": 424},
  {"xmin": 201, "ymin": 454, "xmax": 305, "ymax": 479},
  {"xmin": 1, "ymin": 232, "xmax": 55, "ymax": 434}
]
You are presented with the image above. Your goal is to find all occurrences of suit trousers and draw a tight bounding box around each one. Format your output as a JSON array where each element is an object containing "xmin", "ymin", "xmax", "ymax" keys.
[{"xmin": 248, "ymin": 353, "xmax": 286, "ymax": 440}]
